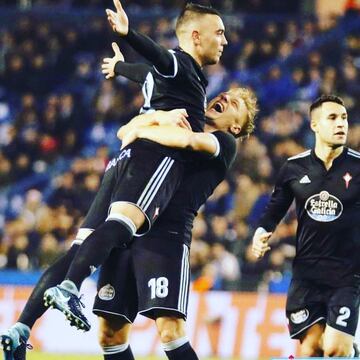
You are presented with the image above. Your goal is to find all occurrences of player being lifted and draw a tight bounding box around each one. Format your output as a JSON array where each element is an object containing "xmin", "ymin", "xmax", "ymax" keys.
[
  {"xmin": 2, "ymin": 2, "xmax": 229, "ymax": 358},
  {"xmin": 252, "ymin": 95, "xmax": 360, "ymax": 357},
  {"xmin": 1, "ymin": 87, "xmax": 257, "ymax": 360},
  {"xmin": 42, "ymin": 0, "xmax": 228, "ymax": 331}
]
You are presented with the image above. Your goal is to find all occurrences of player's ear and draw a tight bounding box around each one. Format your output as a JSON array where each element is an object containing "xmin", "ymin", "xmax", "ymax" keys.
[
  {"xmin": 310, "ymin": 117, "xmax": 317, "ymax": 133},
  {"xmin": 230, "ymin": 124, "xmax": 241, "ymax": 136},
  {"xmin": 192, "ymin": 30, "xmax": 201, "ymax": 45}
]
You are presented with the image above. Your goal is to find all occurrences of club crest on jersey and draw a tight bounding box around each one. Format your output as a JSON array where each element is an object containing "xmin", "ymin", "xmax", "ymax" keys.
[
  {"xmin": 305, "ymin": 190, "xmax": 343, "ymax": 222},
  {"xmin": 290, "ymin": 309, "xmax": 309, "ymax": 324},
  {"xmin": 153, "ymin": 206, "xmax": 160, "ymax": 219},
  {"xmin": 343, "ymin": 172, "xmax": 352, "ymax": 189},
  {"xmin": 98, "ymin": 284, "xmax": 115, "ymax": 301}
]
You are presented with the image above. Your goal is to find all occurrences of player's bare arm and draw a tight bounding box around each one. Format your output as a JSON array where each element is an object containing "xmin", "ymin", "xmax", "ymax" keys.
[
  {"xmin": 117, "ymin": 109, "xmax": 190, "ymax": 140},
  {"xmin": 121, "ymin": 125, "xmax": 220, "ymax": 156}
]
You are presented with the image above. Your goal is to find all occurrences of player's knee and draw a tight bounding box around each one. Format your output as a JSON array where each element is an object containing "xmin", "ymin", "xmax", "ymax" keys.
[
  {"xmin": 300, "ymin": 341, "xmax": 322, "ymax": 357},
  {"xmin": 156, "ymin": 317, "xmax": 186, "ymax": 344},
  {"xmin": 324, "ymin": 342, "xmax": 352, "ymax": 357},
  {"xmin": 98, "ymin": 316, "xmax": 130, "ymax": 347},
  {"xmin": 158, "ymin": 328, "xmax": 183, "ymax": 343},
  {"xmin": 109, "ymin": 201, "xmax": 145, "ymax": 229},
  {"xmin": 300, "ymin": 345, "xmax": 320, "ymax": 357}
]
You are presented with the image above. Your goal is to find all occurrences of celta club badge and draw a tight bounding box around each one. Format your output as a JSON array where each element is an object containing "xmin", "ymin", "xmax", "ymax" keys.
[
  {"xmin": 153, "ymin": 206, "xmax": 160, "ymax": 219},
  {"xmin": 343, "ymin": 172, "xmax": 352, "ymax": 189}
]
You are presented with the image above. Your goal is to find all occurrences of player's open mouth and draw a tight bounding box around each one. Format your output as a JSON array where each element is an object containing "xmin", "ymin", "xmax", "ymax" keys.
[
  {"xmin": 334, "ymin": 131, "xmax": 345, "ymax": 136},
  {"xmin": 213, "ymin": 102, "xmax": 224, "ymax": 113}
]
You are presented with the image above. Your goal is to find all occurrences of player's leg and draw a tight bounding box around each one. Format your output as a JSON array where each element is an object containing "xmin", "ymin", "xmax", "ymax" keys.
[
  {"xmin": 94, "ymin": 247, "xmax": 138, "ymax": 359},
  {"xmin": 133, "ymin": 234, "xmax": 198, "ymax": 359},
  {"xmin": 59, "ymin": 202, "xmax": 143, "ymax": 291},
  {"xmin": 322, "ymin": 285, "xmax": 360, "ymax": 357},
  {"xmin": 322, "ymin": 325, "xmax": 354, "ymax": 357},
  {"xmin": 98, "ymin": 316, "xmax": 134, "ymax": 360},
  {"xmin": 286, "ymin": 279, "xmax": 326, "ymax": 356},
  {"xmin": 1, "ymin": 166, "xmax": 116, "ymax": 359},
  {"xmin": 298, "ymin": 323, "xmax": 324, "ymax": 357},
  {"xmin": 59, "ymin": 147, "xmax": 181, "ymax": 290},
  {"xmin": 45, "ymin": 147, "xmax": 183, "ymax": 330},
  {"xmin": 155, "ymin": 316, "xmax": 198, "ymax": 360}
]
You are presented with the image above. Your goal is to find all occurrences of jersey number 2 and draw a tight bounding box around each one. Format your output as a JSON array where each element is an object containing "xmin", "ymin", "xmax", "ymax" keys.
[
  {"xmin": 336, "ymin": 306, "xmax": 351, "ymax": 327},
  {"xmin": 148, "ymin": 277, "xmax": 169, "ymax": 299}
]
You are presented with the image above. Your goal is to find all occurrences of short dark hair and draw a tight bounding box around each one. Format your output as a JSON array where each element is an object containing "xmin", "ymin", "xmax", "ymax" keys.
[
  {"xmin": 175, "ymin": 3, "xmax": 221, "ymax": 33},
  {"xmin": 310, "ymin": 94, "xmax": 345, "ymax": 114}
]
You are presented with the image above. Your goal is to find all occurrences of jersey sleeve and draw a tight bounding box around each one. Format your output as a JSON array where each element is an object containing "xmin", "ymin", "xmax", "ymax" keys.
[
  {"xmin": 210, "ymin": 131, "xmax": 237, "ymax": 170},
  {"xmin": 114, "ymin": 62, "xmax": 151, "ymax": 84},
  {"xmin": 257, "ymin": 161, "xmax": 294, "ymax": 232},
  {"xmin": 124, "ymin": 28, "xmax": 176, "ymax": 77}
]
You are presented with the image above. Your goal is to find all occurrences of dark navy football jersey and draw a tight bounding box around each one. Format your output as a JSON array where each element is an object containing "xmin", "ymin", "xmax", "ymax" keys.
[
  {"xmin": 149, "ymin": 131, "xmax": 237, "ymax": 246},
  {"xmin": 258, "ymin": 147, "xmax": 360, "ymax": 286},
  {"xmin": 139, "ymin": 48, "xmax": 207, "ymax": 133},
  {"xmin": 115, "ymin": 48, "xmax": 207, "ymax": 132}
]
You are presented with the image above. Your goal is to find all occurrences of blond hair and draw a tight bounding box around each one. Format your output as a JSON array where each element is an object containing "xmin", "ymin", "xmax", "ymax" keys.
[{"xmin": 228, "ymin": 87, "xmax": 258, "ymax": 138}]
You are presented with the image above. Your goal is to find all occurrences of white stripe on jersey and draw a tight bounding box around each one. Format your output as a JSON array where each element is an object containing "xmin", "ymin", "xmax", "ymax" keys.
[
  {"xmin": 137, "ymin": 157, "xmax": 175, "ymax": 212},
  {"xmin": 348, "ymin": 148, "xmax": 360, "ymax": 158},
  {"xmin": 153, "ymin": 50, "xmax": 179, "ymax": 78},
  {"xmin": 178, "ymin": 245, "xmax": 190, "ymax": 314},
  {"xmin": 288, "ymin": 150, "xmax": 311, "ymax": 161},
  {"xmin": 142, "ymin": 159, "xmax": 175, "ymax": 212},
  {"xmin": 137, "ymin": 157, "xmax": 170, "ymax": 207},
  {"xmin": 182, "ymin": 246, "xmax": 190, "ymax": 312},
  {"xmin": 209, "ymin": 133, "xmax": 220, "ymax": 157}
]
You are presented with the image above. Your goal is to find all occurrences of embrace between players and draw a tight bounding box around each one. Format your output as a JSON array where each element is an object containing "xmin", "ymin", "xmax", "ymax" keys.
[{"xmin": 2, "ymin": 1, "xmax": 360, "ymax": 359}]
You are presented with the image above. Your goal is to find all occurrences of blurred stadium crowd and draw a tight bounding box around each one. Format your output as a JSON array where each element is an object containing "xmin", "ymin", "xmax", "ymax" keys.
[{"xmin": 1, "ymin": 1, "xmax": 360, "ymax": 292}]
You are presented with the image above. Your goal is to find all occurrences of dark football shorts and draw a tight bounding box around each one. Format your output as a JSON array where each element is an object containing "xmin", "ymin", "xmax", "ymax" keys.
[
  {"xmin": 93, "ymin": 234, "xmax": 191, "ymax": 323},
  {"xmin": 286, "ymin": 278, "xmax": 360, "ymax": 338},
  {"xmin": 82, "ymin": 139, "xmax": 183, "ymax": 236}
]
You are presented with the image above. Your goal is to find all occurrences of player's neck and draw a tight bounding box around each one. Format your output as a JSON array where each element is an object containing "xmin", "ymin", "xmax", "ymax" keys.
[
  {"xmin": 314, "ymin": 143, "xmax": 344, "ymax": 170},
  {"xmin": 204, "ymin": 124, "xmax": 216, "ymax": 132},
  {"xmin": 178, "ymin": 43, "xmax": 203, "ymax": 67}
]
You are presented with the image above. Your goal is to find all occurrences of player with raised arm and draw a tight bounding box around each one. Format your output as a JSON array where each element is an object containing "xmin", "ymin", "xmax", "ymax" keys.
[
  {"xmin": 0, "ymin": 86, "xmax": 257, "ymax": 360},
  {"xmin": 0, "ymin": 108, "xmax": 188, "ymax": 360},
  {"xmin": 104, "ymin": 1, "xmax": 227, "ymax": 130},
  {"xmin": 40, "ymin": 1, "xmax": 227, "ymax": 333},
  {"xmin": 252, "ymin": 95, "xmax": 360, "ymax": 357}
]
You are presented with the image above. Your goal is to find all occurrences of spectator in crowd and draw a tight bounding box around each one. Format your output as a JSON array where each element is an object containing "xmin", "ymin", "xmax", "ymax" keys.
[{"xmin": 0, "ymin": 4, "xmax": 359, "ymax": 292}]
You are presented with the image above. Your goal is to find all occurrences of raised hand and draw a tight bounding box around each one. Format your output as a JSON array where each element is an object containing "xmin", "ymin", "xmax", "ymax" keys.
[
  {"xmin": 106, "ymin": 0, "xmax": 129, "ymax": 36},
  {"xmin": 101, "ymin": 42, "xmax": 124, "ymax": 80}
]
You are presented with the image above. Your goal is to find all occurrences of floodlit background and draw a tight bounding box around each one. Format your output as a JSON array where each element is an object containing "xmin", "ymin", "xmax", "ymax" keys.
[{"xmin": 1, "ymin": 0, "xmax": 360, "ymax": 358}]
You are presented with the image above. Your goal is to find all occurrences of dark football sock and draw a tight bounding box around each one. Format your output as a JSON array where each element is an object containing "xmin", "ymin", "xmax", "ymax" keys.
[
  {"xmin": 18, "ymin": 244, "xmax": 80, "ymax": 328},
  {"xmin": 163, "ymin": 338, "xmax": 199, "ymax": 360},
  {"xmin": 65, "ymin": 219, "xmax": 134, "ymax": 289},
  {"xmin": 103, "ymin": 344, "xmax": 135, "ymax": 360}
]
